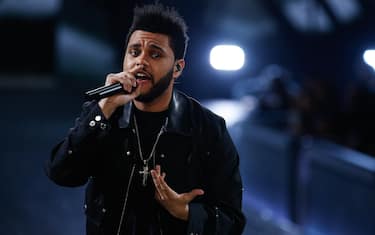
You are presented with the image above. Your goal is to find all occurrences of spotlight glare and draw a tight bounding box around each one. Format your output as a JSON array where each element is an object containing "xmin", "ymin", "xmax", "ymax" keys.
[
  {"xmin": 210, "ymin": 45, "xmax": 245, "ymax": 71},
  {"xmin": 363, "ymin": 49, "xmax": 375, "ymax": 70}
]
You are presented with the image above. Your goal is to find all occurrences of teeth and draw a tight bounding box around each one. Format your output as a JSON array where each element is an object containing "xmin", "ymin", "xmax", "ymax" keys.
[
  {"xmin": 135, "ymin": 72, "xmax": 150, "ymax": 80},
  {"xmin": 136, "ymin": 73, "xmax": 146, "ymax": 77}
]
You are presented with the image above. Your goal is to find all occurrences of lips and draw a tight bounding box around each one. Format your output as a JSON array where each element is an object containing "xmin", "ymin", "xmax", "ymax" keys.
[{"xmin": 134, "ymin": 71, "xmax": 152, "ymax": 81}]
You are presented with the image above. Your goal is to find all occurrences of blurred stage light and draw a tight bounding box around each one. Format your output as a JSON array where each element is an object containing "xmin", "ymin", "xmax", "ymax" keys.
[
  {"xmin": 202, "ymin": 98, "xmax": 255, "ymax": 127},
  {"xmin": 363, "ymin": 49, "xmax": 375, "ymax": 70},
  {"xmin": 210, "ymin": 45, "xmax": 245, "ymax": 71},
  {"xmin": 0, "ymin": 0, "xmax": 61, "ymax": 16}
]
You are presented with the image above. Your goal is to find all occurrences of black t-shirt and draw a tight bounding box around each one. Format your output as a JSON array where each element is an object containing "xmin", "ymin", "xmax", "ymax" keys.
[
  {"xmin": 124, "ymin": 107, "xmax": 168, "ymax": 235},
  {"xmin": 133, "ymin": 107, "xmax": 168, "ymax": 160}
]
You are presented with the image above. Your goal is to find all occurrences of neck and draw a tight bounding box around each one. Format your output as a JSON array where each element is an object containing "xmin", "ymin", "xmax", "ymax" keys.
[{"xmin": 133, "ymin": 88, "xmax": 173, "ymax": 112}]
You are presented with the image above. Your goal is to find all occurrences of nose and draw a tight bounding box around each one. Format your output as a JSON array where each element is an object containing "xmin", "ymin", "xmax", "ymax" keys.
[
  {"xmin": 136, "ymin": 62, "xmax": 145, "ymax": 69},
  {"xmin": 135, "ymin": 53, "xmax": 149, "ymax": 68}
]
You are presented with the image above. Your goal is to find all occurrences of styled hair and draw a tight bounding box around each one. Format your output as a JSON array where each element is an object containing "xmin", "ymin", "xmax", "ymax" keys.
[{"xmin": 125, "ymin": 3, "xmax": 189, "ymax": 60}]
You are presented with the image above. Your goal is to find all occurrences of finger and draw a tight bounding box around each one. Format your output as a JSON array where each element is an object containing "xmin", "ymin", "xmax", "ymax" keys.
[
  {"xmin": 126, "ymin": 84, "xmax": 141, "ymax": 101},
  {"xmin": 106, "ymin": 72, "xmax": 136, "ymax": 87},
  {"xmin": 155, "ymin": 165, "xmax": 161, "ymax": 175},
  {"xmin": 153, "ymin": 165, "xmax": 163, "ymax": 188},
  {"xmin": 122, "ymin": 79, "xmax": 136, "ymax": 93},
  {"xmin": 155, "ymin": 165, "xmax": 165, "ymax": 188},
  {"xmin": 105, "ymin": 73, "xmax": 117, "ymax": 86},
  {"xmin": 105, "ymin": 73, "xmax": 138, "ymax": 97},
  {"xmin": 154, "ymin": 191, "xmax": 162, "ymax": 201},
  {"xmin": 151, "ymin": 170, "xmax": 166, "ymax": 200},
  {"xmin": 158, "ymin": 173, "xmax": 174, "ymax": 197},
  {"xmin": 158, "ymin": 172, "xmax": 167, "ymax": 191},
  {"xmin": 152, "ymin": 165, "xmax": 170, "ymax": 200},
  {"xmin": 182, "ymin": 189, "xmax": 205, "ymax": 203},
  {"xmin": 133, "ymin": 82, "xmax": 142, "ymax": 97},
  {"xmin": 157, "ymin": 180, "xmax": 169, "ymax": 200},
  {"xmin": 117, "ymin": 72, "xmax": 137, "ymax": 93}
]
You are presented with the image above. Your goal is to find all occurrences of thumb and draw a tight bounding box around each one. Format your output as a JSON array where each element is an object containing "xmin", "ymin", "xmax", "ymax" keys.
[
  {"xmin": 133, "ymin": 83, "xmax": 143, "ymax": 97},
  {"xmin": 183, "ymin": 189, "xmax": 204, "ymax": 202}
]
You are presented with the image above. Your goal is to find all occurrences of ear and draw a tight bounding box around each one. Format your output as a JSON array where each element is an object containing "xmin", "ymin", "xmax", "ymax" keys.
[
  {"xmin": 175, "ymin": 64, "xmax": 181, "ymax": 72},
  {"xmin": 173, "ymin": 59, "xmax": 185, "ymax": 79}
]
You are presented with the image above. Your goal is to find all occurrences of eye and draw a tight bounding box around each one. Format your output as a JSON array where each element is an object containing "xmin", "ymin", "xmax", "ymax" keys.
[
  {"xmin": 150, "ymin": 51, "xmax": 161, "ymax": 59},
  {"xmin": 129, "ymin": 49, "xmax": 140, "ymax": 57}
]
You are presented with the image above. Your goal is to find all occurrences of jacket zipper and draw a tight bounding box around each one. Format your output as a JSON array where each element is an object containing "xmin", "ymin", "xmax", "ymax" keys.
[
  {"xmin": 116, "ymin": 164, "xmax": 136, "ymax": 235},
  {"xmin": 215, "ymin": 206, "xmax": 219, "ymax": 235},
  {"xmin": 158, "ymin": 210, "xmax": 164, "ymax": 235}
]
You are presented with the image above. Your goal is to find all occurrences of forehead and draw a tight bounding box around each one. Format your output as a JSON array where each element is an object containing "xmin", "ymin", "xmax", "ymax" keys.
[{"xmin": 127, "ymin": 30, "xmax": 172, "ymax": 50}]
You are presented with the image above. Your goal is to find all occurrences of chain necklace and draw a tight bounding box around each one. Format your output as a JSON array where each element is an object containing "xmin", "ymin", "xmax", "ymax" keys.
[{"xmin": 133, "ymin": 114, "xmax": 168, "ymax": 187}]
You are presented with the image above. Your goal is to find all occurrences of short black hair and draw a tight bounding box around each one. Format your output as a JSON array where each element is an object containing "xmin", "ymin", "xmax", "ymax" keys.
[{"xmin": 125, "ymin": 3, "xmax": 189, "ymax": 60}]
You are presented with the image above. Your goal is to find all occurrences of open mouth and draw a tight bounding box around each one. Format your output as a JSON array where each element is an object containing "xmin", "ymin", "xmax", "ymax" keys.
[{"xmin": 135, "ymin": 72, "xmax": 151, "ymax": 81}]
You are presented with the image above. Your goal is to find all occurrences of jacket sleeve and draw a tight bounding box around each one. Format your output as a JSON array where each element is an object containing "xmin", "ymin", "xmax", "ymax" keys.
[
  {"xmin": 187, "ymin": 118, "xmax": 246, "ymax": 235},
  {"xmin": 45, "ymin": 101, "xmax": 112, "ymax": 187}
]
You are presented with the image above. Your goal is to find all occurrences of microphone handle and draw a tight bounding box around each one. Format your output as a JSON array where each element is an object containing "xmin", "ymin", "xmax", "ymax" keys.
[{"xmin": 85, "ymin": 83, "xmax": 131, "ymax": 101}]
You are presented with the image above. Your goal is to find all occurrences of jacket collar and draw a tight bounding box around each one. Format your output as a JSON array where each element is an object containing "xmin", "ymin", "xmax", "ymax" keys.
[{"xmin": 117, "ymin": 90, "xmax": 193, "ymax": 136}]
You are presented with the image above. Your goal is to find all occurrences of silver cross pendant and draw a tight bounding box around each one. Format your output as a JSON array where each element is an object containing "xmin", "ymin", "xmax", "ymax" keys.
[{"xmin": 139, "ymin": 164, "xmax": 149, "ymax": 187}]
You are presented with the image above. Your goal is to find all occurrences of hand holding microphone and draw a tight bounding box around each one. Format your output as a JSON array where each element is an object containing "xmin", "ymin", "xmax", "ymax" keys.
[
  {"xmin": 85, "ymin": 72, "xmax": 138, "ymax": 101},
  {"xmin": 84, "ymin": 83, "xmax": 134, "ymax": 101},
  {"xmin": 89, "ymin": 71, "xmax": 140, "ymax": 119}
]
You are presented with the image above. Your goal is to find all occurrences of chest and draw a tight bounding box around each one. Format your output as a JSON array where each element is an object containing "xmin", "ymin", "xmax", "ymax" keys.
[{"xmin": 106, "ymin": 129, "xmax": 196, "ymax": 193}]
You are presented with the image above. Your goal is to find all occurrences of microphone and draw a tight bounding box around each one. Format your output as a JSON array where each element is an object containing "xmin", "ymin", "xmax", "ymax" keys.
[{"xmin": 85, "ymin": 83, "xmax": 134, "ymax": 101}]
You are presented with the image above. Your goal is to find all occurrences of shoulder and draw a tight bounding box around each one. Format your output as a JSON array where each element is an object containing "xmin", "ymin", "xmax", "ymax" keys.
[
  {"xmin": 175, "ymin": 90, "xmax": 227, "ymax": 134},
  {"xmin": 177, "ymin": 90, "xmax": 224, "ymax": 120}
]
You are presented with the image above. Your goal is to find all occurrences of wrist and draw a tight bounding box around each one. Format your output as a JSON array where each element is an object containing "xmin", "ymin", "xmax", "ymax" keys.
[
  {"xmin": 98, "ymin": 99, "xmax": 117, "ymax": 119},
  {"xmin": 176, "ymin": 205, "xmax": 189, "ymax": 221}
]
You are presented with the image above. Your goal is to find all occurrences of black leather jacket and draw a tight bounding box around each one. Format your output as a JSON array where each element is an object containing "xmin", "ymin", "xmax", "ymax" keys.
[{"xmin": 46, "ymin": 90, "xmax": 245, "ymax": 235}]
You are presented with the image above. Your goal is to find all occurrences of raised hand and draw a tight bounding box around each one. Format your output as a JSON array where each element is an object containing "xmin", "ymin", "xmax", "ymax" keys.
[{"xmin": 151, "ymin": 165, "xmax": 204, "ymax": 221}]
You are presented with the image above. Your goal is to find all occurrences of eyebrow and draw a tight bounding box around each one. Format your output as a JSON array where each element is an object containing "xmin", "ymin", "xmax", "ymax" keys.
[{"xmin": 128, "ymin": 43, "xmax": 166, "ymax": 53}]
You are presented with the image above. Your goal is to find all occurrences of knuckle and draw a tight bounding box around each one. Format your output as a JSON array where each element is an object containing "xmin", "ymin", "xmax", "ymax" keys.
[{"xmin": 106, "ymin": 73, "xmax": 115, "ymax": 79}]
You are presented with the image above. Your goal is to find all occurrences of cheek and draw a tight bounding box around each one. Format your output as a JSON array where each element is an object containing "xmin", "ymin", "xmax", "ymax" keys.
[
  {"xmin": 123, "ymin": 62, "xmax": 132, "ymax": 71},
  {"xmin": 123, "ymin": 56, "xmax": 133, "ymax": 69}
]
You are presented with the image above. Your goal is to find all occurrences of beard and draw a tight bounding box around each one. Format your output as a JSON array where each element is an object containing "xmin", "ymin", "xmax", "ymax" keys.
[{"xmin": 135, "ymin": 68, "xmax": 174, "ymax": 103}]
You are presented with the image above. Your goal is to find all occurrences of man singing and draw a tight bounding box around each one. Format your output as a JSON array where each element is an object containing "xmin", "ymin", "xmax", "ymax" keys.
[{"xmin": 46, "ymin": 3, "xmax": 245, "ymax": 235}]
